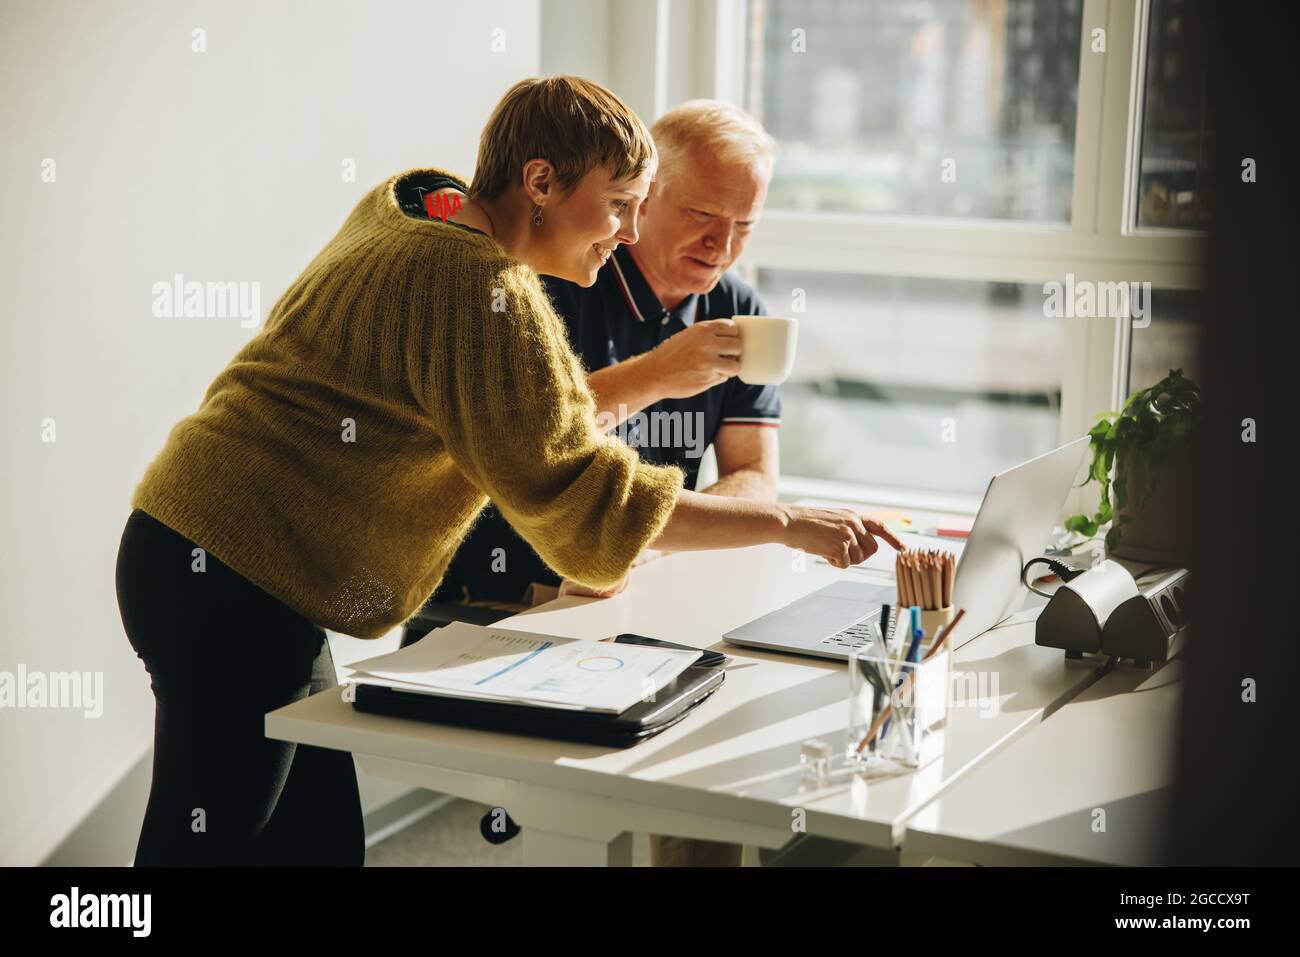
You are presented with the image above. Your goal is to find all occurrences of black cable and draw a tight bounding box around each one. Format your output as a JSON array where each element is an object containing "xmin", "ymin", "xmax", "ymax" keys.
[{"xmin": 1020, "ymin": 556, "xmax": 1087, "ymax": 598}]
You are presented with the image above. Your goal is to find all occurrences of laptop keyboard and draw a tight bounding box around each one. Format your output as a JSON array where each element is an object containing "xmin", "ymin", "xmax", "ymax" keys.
[{"xmin": 822, "ymin": 606, "xmax": 899, "ymax": 652}]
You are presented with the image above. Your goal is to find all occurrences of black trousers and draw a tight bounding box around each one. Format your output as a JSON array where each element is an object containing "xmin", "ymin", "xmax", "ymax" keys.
[{"xmin": 115, "ymin": 509, "xmax": 365, "ymax": 866}]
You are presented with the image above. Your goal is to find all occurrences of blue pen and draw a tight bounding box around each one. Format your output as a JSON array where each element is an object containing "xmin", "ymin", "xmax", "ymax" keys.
[
  {"xmin": 885, "ymin": 612, "xmax": 925, "ymax": 742},
  {"xmin": 902, "ymin": 606, "xmax": 923, "ymax": 667}
]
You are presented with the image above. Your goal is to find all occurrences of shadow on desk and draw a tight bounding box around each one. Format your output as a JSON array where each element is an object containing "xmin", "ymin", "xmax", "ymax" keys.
[{"xmin": 618, "ymin": 671, "xmax": 846, "ymax": 776}]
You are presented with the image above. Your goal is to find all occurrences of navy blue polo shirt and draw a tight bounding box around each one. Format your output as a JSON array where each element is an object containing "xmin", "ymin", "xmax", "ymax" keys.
[
  {"xmin": 546, "ymin": 246, "xmax": 781, "ymax": 488},
  {"xmin": 432, "ymin": 245, "xmax": 781, "ymax": 604}
]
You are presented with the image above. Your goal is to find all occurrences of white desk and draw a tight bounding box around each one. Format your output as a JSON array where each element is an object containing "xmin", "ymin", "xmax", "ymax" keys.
[
  {"xmin": 267, "ymin": 540, "xmax": 1106, "ymax": 865},
  {"xmin": 904, "ymin": 659, "xmax": 1182, "ymax": 866}
]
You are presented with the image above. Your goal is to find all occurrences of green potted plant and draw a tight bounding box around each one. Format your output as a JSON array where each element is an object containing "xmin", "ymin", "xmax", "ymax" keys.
[{"xmin": 1065, "ymin": 369, "xmax": 1202, "ymax": 562}]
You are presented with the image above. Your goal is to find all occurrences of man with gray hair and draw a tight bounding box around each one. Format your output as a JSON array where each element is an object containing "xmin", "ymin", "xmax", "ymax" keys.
[{"xmin": 405, "ymin": 100, "xmax": 780, "ymax": 865}]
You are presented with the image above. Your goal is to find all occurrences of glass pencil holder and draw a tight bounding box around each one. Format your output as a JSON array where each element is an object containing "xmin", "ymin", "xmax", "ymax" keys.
[{"xmin": 846, "ymin": 624, "xmax": 951, "ymax": 774}]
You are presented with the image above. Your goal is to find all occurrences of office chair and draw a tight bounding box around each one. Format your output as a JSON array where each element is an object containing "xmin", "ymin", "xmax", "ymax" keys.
[
  {"xmin": 480, "ymin": 807, "xmax": 522, "ymax": 845},
  {"xmin": 398, "ymin": 598, "xmax": 527, "ymax": 845}
]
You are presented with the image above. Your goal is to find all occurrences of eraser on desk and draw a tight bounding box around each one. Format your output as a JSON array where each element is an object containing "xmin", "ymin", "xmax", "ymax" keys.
[
  {"xmin": 922, "ymin": 517, "xmax": 973, "ymax": 538},
  {"xmin": 801, "ymin": 739, "xmax": 833, "ymax": 762},
  {"xmin": 800, "ymin": 739, "xmax": 833, "ymax": 786}
]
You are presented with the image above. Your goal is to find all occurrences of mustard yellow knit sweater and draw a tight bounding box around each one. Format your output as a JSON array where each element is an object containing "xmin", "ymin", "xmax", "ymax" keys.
[{"xmin": 131, "ymin": 167, "xmax": 684, "ymax": 640}]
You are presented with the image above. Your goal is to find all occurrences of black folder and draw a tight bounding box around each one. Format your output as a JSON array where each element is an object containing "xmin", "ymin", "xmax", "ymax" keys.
[{"xmin": 351, "ymin": 663, "xmax": 724, "ymax": 748}]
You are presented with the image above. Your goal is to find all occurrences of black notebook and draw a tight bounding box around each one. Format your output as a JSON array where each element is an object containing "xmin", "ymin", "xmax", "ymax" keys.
[{"xmin": 352, "ymin": 663, "xmax": 725, "ymax": 748}]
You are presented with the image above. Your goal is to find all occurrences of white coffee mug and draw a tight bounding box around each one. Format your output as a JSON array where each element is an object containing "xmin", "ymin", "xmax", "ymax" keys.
[{"xmin": 733, "ymin": 315, "xmax": 798, "ymax": 385}]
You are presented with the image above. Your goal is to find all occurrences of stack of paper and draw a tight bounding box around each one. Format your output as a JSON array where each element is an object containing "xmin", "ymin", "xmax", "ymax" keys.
[{"xmin": 346, "ymin": 622, "xmax": 703, "ymax": 714}]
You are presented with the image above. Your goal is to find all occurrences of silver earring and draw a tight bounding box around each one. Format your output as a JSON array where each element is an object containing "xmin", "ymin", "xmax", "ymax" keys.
[{"xmin": 532, "ymin": 206, "xmax": 544, "ymax": 226}]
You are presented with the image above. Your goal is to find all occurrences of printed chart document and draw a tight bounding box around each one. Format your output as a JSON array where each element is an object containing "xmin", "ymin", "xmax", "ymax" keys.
[{"xmin": 347, "ymin": 622, "xmax": 703, "ymax": 714}]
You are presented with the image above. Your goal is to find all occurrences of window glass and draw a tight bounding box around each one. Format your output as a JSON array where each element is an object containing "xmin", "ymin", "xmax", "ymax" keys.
[
  {"xmin": 744, "ymin": 0, "xmax": 1083, "ymax": 221},
  {"xmin": 755, "ymin": 269, "xmax": 1063, "ymax": 495}
]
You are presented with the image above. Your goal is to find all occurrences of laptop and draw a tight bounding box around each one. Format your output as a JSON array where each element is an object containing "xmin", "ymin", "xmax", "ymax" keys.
[{"xmin": 722, "ymin": 437, "xmax": 1090, "ymax": 661}]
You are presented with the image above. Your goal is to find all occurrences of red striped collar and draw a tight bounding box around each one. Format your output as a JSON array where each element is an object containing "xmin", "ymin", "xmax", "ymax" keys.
[
  {"xmin": 608, "ymin": 251, "xmax": 648, "ymax": 322},
  {"xmin": 608, "ymin": 247, "xmax": 700, "ymax": 327}
]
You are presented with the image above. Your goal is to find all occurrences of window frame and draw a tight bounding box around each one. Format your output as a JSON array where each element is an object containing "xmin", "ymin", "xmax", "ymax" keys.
[{"xmin": 614, "ymin": 0, "xmax": 1204, "ymax": 512}]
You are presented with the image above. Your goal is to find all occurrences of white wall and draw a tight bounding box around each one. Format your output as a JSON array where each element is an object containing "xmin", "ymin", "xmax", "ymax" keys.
[
  {"xmin": 0, "ymin": 0, "xmax": 540, "ymax": 866},
  {"xmin": 541, "ymin": 0, "xmax": 610, "ymax": 82}
]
